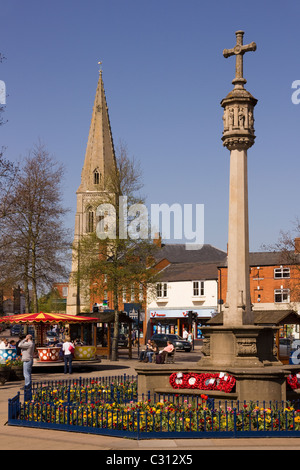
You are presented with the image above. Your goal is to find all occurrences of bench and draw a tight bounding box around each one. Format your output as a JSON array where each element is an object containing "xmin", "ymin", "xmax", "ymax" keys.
[{"xmin": 165, "ymin": 350, "xmax": 175, "ymax": 364}]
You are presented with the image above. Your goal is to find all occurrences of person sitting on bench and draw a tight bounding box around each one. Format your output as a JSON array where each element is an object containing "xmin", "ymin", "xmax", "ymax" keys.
[
  {"xmin": 156, "ymin": 341, "xmax": 174, "ymax": 364},
  {"xmin": 139, "ymin": 340, "xmax": 152, "ymax": 362}
]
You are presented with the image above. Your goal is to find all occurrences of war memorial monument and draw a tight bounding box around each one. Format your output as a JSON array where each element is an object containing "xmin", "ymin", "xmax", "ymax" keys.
[{"xmin": 136, "ymin": 31, "xmax": 300, "ymax": 403}]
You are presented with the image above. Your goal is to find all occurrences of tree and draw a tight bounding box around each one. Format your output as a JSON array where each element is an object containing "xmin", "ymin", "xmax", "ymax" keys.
[
  {"xmin": 38, "ymin": 288, "xmax": 66, "ymax": 313},
  {"xmin": 74, "ymin": 143, "xmax": 160, "ymax": 360},
  {"xmin": 0, "ymin": 143, "xmax": 71, "ymax": 312}
]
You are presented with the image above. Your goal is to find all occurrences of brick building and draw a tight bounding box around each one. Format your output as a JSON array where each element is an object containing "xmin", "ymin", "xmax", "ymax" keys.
[{"xmin": 218, "ymin": 243, "xmax": 300, "ymax": 313}]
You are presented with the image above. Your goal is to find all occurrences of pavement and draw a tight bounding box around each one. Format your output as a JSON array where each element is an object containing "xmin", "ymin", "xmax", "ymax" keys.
[{"xmin": 0, "ymin": 345, "xmax": 300, "ymax": 451}]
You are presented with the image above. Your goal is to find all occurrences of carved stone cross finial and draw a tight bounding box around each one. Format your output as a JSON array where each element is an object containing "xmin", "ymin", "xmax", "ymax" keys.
[{"xmin": 223, "ymin": 31, "xmax": 256, "ymax": 87}]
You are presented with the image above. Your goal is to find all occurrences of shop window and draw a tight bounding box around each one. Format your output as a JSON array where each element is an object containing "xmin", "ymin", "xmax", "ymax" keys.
[
  {"xmin": 157, "ymin": 283, "xmax": 168, "ymax": 298},
  {"xmin": 193, "ymin": 281, "xmax": 204, "ymax": 296}
]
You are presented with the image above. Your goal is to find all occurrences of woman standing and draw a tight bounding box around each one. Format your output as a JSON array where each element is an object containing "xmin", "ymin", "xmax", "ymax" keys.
[{"xmin": 62, "ymin": 336, "xmax": 74, "ymax": 374}]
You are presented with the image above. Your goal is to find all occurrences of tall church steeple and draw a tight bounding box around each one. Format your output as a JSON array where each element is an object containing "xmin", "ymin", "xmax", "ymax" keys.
[
  {"xmin": 66, "ymin": 70, "xmax": 116, "ymax": 314},
  {"xmin": 78, "ymin": 70, "xmax": 116, "ymax": 193}
]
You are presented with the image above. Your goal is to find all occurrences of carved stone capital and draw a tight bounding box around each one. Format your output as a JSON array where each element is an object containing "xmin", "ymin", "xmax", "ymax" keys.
[{"xmin": 222, "ymin": 134, "xmax": 256, "ymax": 150}]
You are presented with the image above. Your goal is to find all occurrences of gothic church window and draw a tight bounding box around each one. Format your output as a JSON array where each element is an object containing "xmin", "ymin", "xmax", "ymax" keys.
[
  {"xmin": 86, "ymin": 208, "xmax": 94, "ymax": 233},
  {"xmin": 94, "ymin": 169, "xmax": 101, "ymax": 185}
]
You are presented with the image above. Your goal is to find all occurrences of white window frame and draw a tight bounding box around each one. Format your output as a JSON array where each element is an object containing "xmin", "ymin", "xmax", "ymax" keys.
[
  {"xmin": 274, "ymin": 288, "xmax": 290, "ymax": 303},
  {"xmin": 156, "ymin": 282, "xmax": 168, "ymax": 298},
  {"xmin": 130, "ymin": 285, "xmax": 135, "ymax": 302},
  {"xmin": 193, "ymin": 280, "xmax": 204, "ymax": 297},
  {"xmin": 62, "ymin": 286, "xmax": 68, "ymax": 297},
  {"xmin": 274, "ymin": 267, "xmax": 290, "ymax": 279},
  {"xmin": 122, "ymin": 288, "xmax": 127, "ymax": 303}
]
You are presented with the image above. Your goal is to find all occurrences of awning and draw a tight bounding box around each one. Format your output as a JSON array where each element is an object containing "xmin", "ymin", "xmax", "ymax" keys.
[{"xmin": 0, "ymin": 312, "xmax": 98, "ymax": 324}]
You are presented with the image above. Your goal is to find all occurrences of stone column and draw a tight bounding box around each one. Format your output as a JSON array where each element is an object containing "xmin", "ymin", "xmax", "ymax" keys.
[
  {"xmin": 224, "ymin": 146, "xmax": 252, "ymax": 325},
  {"xmin": 221, "ymin": 91, "xmax": 257, "ymax": 326}
]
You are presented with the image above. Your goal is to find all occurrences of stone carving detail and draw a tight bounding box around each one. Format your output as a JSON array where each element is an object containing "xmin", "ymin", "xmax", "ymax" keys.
[
  {"xmin": 222, "ymin": 104, "xmax": 255, "ymax": 134},
  {"xmin": 236, "ymin": 337, "xmax": 257, "ymax": 356},
  {"xmin": 201, "ymin": 338, "xmax": 210, "ymax": 357},
  {"xmin": 223, "ymin": 135, "xmax": 255, "ymax": 150},
  {"xmin": 248, "ymin": 109, "xmax": 254, "ymax": 131}
]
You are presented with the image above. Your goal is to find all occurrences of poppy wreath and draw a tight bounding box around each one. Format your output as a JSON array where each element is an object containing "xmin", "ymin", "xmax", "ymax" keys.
[
  {"xmin": 169, "ymin": 372, "xmax": 187, "ymax": 389},
  {"xmin": 169, "ymin": 372, "xmax": 236, "ymax": 393},
  {"xmin": 198, "ymin": 373, "xmax": 236, "ymax": 392},
  {"xmin": 287, "ymin": 374, "xmax": 300, "ymax": 390}
]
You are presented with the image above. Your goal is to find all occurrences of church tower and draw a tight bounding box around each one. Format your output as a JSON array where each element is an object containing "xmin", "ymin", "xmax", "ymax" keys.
[{"xmin": 66, "ymin": 70, "xmax": 116, "ymax": 314}]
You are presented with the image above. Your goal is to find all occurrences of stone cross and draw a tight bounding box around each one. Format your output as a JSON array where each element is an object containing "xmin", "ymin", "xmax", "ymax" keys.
[{"xmin": 223, "ymin": 30, "xmax": 256, "ymax": 86}]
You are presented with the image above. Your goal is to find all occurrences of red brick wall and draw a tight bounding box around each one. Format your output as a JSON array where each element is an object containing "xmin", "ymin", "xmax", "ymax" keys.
[{"xmin": 218, "ymin": 265, "xmax": 300, "ymax": 306}]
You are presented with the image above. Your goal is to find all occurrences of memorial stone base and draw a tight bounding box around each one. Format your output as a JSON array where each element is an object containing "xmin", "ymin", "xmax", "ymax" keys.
[{"xmin": 135, "ymin": 326, "xmax": 300, "ymax": 403}]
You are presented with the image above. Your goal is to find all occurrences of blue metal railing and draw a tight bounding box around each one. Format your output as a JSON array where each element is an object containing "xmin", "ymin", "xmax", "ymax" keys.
[{"xmin": 7, "ymin": 375, "xmax": 300, "ymax": 440}]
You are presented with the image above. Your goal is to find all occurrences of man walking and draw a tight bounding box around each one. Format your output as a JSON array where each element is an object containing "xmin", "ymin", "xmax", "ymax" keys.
[{"xmin": 18, "ymin": 334, "xmax": 34, "ymax": 398}]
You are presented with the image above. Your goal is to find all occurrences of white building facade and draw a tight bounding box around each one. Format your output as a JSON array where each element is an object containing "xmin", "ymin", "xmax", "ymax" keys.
[
  {"xmin": 146, "ymin": 244, "xmax": 227, "ymax": 339},
  {"xmin": 148, "ymin": 276, "xmax": 219, "ymax": 338}
]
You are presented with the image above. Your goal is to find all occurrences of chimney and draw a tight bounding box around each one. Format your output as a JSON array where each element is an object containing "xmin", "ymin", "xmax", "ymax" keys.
[
  {"xmin": 295, "ymin": 237, "xmax": 300, "ymax": 254},
  {"xmin": 153, "ymin": 232, "xmax": 162, "ymax": 248}
]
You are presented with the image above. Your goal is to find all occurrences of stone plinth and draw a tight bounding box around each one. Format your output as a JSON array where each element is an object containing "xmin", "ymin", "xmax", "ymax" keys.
[
  {"xmin": 199, "ymin": 325, "xmax": 279, "ymax": 368},
  {"xmin": 135, "ymin": 326, "xmax": 300, "ymax": 403},
  {"xmin": 135, "ymin": 362, "xmax": 300, "ymax": 404}
]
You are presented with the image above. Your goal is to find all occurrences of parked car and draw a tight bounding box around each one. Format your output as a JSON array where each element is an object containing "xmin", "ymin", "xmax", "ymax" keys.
[
  {"xmin": 118, "ymin": 334, "xmax": 128, "ymax": 348},
  {"xmin": 279, "ymin": 338, "xmax": 292, "ymax": 356},
  {"xmin": 10, "ymin": 325, "xmax": 23, "ymax": 336},
  {"xmin": 46, "ymin": 331, "xmax": 58, "ymax": 341},
  {"xmin": 150, "ymin": 333, "xmax": 192, "ymax": 352},
  {"xmin": 10, "ymin": 325, "xmax": 35, "ymax": 338}
]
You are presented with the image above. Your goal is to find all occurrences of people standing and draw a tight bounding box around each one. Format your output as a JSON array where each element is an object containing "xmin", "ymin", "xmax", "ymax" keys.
[
  {"xmin": 18, "ymin": 334, "xmax": 35, "ymax": 392},
  {"xmin": 62, "ymin": 336, "xmax": 74, "ymax": 374}
]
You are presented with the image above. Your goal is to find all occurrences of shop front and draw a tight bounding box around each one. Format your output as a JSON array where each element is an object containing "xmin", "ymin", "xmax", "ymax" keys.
[{"xmin": 148, "ymin": 309, "xmax": 215, "ymax": 339}]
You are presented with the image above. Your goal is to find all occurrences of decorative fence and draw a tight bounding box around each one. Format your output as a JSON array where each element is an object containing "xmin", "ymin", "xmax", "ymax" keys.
[{"xmin": 7, "ymin": 374, "xmax": 300, "ymax": 440}]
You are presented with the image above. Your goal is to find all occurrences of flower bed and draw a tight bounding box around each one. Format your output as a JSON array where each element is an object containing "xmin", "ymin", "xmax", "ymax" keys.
[
  {"xmin": 17, "ymin": 393, "xmax": 300, "ymax": 434},
  {"xmin": 6, "ymin": 375, "xmax": 300, "ymax": 436},
  {"xmin": 31, "ymin": 375, "xmax": 138, "ymax": 405}
]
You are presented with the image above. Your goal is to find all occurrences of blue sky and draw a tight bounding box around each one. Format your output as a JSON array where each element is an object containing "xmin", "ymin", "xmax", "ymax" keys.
[{"xmin": 1, "ymin": 0, "xmax": 300, "ymax": 253}]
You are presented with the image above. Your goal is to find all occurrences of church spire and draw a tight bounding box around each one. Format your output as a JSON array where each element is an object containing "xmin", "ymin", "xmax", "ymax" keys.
[
  {"xmin": 66, "ymin": 69, "xmax": 117, "ymax": 315},
  {"xmin": 78, "ymin": 69, "xmax": 116, "ymax": 193}
]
